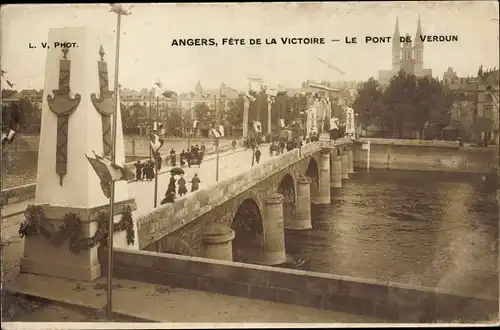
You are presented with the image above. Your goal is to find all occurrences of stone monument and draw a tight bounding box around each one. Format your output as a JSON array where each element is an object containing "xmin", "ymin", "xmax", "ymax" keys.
[{"xmin": 19, "ymin": 27, "xmax": 137, "ymax": 281}]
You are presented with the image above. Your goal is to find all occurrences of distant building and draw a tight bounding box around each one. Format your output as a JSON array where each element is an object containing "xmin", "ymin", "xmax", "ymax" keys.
[
  {"xmin": 178, "ymin": 81, "xmax": 241, "ymax": 121},
  {"xmin": 120, "ymin": 88, "xmax": 176, "ymax": 120},
  {"xmin": 378, "ymin": 17, "xmax": 433, "ymax": 85},
  {"xmin": 442, "ymin": 67, "xmax": 499, "ymax": 142}
]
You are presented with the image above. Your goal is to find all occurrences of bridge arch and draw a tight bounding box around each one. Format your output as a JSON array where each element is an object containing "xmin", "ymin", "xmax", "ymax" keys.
[
  {"xmin": 306, "ymin": 158, "xmax": 319, "ymax": 203},
  {"xmin": 231, "ymin": 198, "xmax": 264, "ymax": 263},
  {"xmin": 277, "ymin": 173, "xmax": 296, "ymax": 225}
]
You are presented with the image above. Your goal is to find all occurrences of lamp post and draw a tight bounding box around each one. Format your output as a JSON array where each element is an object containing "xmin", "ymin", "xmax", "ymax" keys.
[
  {"xmin": 187, "ymin": 96, "xmax": 192, "ymax": 150},
  {"xmin": 153, "ymin": 95, "xmax": 160, "ymax": 208},
  {"xmin": 107, "ymin": 3, "xmax": 130, "ymax": 320},
  {"xmin": 215, "ymin": 136, "xmax": 220, "ymax": 181},
  {"xmin": 148, "ymin": 92, "xmax": 153, "ymax": 160}
]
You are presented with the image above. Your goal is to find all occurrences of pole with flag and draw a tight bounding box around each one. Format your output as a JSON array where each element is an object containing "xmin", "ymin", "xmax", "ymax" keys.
[
  {"xmin": 106, "ymin": 3, "xmax": 130, "ymax": 319},
  {"xmin": 188, "ymin": 93, "xmax": 192, "ymax": 150},
  {"xmin": 153, "ymin": 79, "xmax": 163, "ymax": 207},
  {"xmin": 211, "ymin": 125, "xmax": 224, "ymax": 181}
]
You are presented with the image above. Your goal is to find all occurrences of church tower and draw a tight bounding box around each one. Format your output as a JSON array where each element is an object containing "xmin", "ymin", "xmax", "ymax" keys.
[
  {"xmin": 392, "ymin": 17, "xmax": 401, "ymax": 73},
  {"xmin": 194, "ymin": 80, "xmax": 203, "ymax": 95},
  {"xmin": 400, "ymin": 33, "xmax": 415, "ymax": 74},
  {"xmin": 413, "ymin": 16, "xmax": 424, "ymax": 73}
]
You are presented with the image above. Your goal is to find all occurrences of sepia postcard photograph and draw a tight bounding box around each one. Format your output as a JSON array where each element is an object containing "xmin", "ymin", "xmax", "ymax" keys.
[{"xmin": 1, "ymin": 1, "xmax": 499, "ymax": 328}]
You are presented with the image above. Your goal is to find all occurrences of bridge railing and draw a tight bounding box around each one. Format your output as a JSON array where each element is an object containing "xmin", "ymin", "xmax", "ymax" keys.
[{"xmin": 136, "ymin": 140, "xmax": 352, "ymax": 249}]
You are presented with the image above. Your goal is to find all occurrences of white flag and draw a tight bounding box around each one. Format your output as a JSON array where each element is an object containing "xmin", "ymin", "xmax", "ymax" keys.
[
  {"xmin": 211, "ymin": 128, "xmax": 222, "ymax": 138},
  {"xmin": 153, "ymin": 79, "xmax": 163, "ymax": 98},
  {"xmin": 253, "ymin": 121, "xmax": 262, "ymax": 133},
  {"xmin": 193, "ymin": 120, "xmax": 198, "ymax": 129},
  {"xmin": 211, "ymin": 125, "xmax": 224, "ymax": 138},
  {"xmin": 330, "ymin": 118, "xmax": 339, "ymax": 130},
  {"xmin": 245, "ymin": 93, "xmax": 256, "ymax": 102},
  {"xmin": 279, "ymin": 119, "xmax": 286, "ymax": 128},
  {"xmin": 149, "ymin": 132, "xmax": 164, "ymax": 151},
  {"xmin": 1, "ymin": 129, "xmax": 16, "ymax": 145}
]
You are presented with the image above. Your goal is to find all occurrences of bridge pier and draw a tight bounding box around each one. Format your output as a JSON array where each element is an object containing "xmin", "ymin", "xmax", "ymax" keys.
[
  {"xmin": 330, "ymin": 154, "xmax": 342, "ymax": 188},
  {"xmin": 260, "ymin": 193, "xmax": 286, "ymax": 265},
  {"xmin": 341, "ymin": 150, "xmax": 349, "ymax": 180},
  {"xmin": 287, "ymin": 176, "xmax": 312, "ymax": 230},
  {"xmin": 317, "ymin": 148, "xmax": 331, "ymax": 204},
  {"xmin": 347, "ymin": 147, "xmax": 354, "ymax": 174},
  {"xmin": 202, "ymin": 224, "xmax": 235, "ymax": 261}
]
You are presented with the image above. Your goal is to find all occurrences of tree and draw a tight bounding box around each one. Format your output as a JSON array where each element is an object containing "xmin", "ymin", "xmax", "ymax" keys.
[
  {"xmin": 383, "ymin": 70, "xmax": 419, "ymax": 138},
  {"xmin": 166, "ymin": 109, "xmax": 183, "ymax": 136},
  {"xmin": 352, "ymin": 78, "xmax": 385, "ymax": 127},
  {"xmin": 193, "ymin": 102, "xmax": 210, "ymax": 122},
  {"xmin": 413, "ymin": 76, "xmax": 453, "ymax": 138}
]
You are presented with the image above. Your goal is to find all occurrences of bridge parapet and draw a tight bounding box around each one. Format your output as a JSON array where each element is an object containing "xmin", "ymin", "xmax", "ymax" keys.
[{"xmin": 135, "ymin": 141, "xmax": 345, "ymax": 249}]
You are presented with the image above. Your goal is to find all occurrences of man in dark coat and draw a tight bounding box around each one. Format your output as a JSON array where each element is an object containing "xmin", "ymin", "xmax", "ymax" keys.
[
  {"xmin": 190, "ymin": 173, "xmax": 201, "ymax": 192},
  {"xmin": 134, "ymin": 161, "xmax": 143, "ymax": 181},
  {"xmin": 255, "ymin": 148, "xmax": 262, "ymax": 164}
]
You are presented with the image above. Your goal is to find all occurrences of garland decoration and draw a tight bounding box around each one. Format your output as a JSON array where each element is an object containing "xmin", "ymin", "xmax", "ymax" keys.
[{"xmin": 19, "ymin": 204, "xmax": 135, "ymax": 254}]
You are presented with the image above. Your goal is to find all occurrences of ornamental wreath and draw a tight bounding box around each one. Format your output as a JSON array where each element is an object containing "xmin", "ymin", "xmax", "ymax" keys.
[{"xmin": 19, "ymin": 204, "xmax": 135, "ymax": 254}]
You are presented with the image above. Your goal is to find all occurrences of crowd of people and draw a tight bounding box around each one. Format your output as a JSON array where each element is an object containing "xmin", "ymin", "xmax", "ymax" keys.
[
  {"xmin": 161, "ymin": 173, "xmax": 201, "ymax": 205},
  {"xmin": 135, "ymin": 133, "xmax": 315, "ymax": 206}
]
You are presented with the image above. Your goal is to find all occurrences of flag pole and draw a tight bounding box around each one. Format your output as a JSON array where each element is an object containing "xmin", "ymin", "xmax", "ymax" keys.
[
  {"xmin": 154, "ymin": 95, "xmax": 160, "ymax": 208},
  {"xmin": 107, "ymin": 5, "xmax": 126, "ymax": 319},
  {"xmin": 188, "ymin": 96, "xmax": 192, "ymax": 150},
  {"xmin": 149, "ymin": 91, "xmax": 152, "ymax": 161},
  {"xmin": 216, "ymin": 137, "xmax": 220, "ymax": 181}
]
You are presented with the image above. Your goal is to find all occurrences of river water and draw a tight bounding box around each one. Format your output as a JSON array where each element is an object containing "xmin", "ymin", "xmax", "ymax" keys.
[{"xmin": 283, "ymin": 169, "xmax": 499, "ymax": 299}]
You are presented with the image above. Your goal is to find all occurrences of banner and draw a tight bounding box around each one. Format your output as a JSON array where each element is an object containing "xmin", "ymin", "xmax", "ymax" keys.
[
  {"xmin": 279, "ymin": 119, "xmax": 286, "ymax": 128},
  {"xmin": 266, "ymin": 89, "xmax": 278, "ymax": 97},
  {"xmin": 345, "ymin": 107, "xmax": 355, "ymax": 134},
  {"xmin": 248, "ymin": 76, "xmax": 263, "ymax": 92},
  {"xmin": 253, "ymin": 121, "xmax": 262, "ymax": 133},
  {"xmin": 193, "ymin": 120, "xmax": 198, "ymax": 129}
]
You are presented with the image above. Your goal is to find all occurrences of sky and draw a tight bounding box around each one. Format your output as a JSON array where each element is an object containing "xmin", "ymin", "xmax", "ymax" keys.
[{"xmin": 1, "ymin": 2, "xmax": 499, "ymax": 93}]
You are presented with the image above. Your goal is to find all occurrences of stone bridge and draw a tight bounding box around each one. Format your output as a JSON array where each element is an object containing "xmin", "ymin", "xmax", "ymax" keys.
[{"xmin": 136, "ymin": 139, "xmax": 354, "ymax": 266}]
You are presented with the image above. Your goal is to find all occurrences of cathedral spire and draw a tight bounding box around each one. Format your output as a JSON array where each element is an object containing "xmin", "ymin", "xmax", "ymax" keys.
[
  {"xmin": 392, "ymin": 17, "xmax": 401, "ymax": 50},
  {"xmin": 393, "ymin": 17, "xmax": 400, "ymax": 38},
  {"xmin": 415, "ymin": 15, "xmax": 423, "ymax": 44}
]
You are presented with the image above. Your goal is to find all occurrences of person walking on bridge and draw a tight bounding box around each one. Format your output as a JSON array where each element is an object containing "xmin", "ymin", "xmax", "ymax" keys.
[
  {"xmin": 190, "ymin": 173, "xmax": 201, "ymax": 192},
  {"xmin": 178, "ymin": 174, "xmax": 188, "ymax": 197},
  {"xmin": 134, "ymin": 161, "xmax": 143, "ymax": 181},
  {"xmin": 166, "ymin": 174, "xmax": 176, "ymax": 196},
  {"xmin": 255, "ymin": 148, "xmax": 262, "ymax": 164},
  {"xmin": 170, "ymin": 148, "xmax": 176, "ymax": 166}
]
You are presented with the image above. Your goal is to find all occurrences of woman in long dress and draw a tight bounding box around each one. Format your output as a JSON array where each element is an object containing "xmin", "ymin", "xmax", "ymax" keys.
[
  {"xmin": 166, "ymin": 175, "xmax": 176, "ymax": 195},
  {"xmin": 177, "ymin": 174, "xmax": 188, "ymax": 196}
]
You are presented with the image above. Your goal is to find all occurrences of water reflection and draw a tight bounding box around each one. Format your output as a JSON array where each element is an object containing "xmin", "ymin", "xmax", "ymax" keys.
[{"xmin": 283, "ymin": 169, "xmax": 499, "ymax": 298}]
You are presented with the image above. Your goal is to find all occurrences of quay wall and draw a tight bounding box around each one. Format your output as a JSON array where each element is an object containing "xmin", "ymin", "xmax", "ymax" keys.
[
  {"xmin": 353, "ymin": 138, "xmax": 498, "ymax": 174},
  {"xmin": 101, "ymin": 248, "xmax": 498, "ymax": 322}
]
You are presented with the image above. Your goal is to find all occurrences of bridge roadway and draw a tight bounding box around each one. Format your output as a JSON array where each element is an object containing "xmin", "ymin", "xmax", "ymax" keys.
[{"xmin": 131, "ymin": 145, "xmax": 273, "ymax": 217}]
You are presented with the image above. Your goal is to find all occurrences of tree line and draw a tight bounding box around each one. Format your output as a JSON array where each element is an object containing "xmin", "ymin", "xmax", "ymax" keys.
[{"xmin": 352, "ymin": 70, "xmax": 454, "ymax": 139}]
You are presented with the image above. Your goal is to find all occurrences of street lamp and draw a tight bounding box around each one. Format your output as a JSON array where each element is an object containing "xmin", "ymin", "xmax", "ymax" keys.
[{"xmin": 106, "ymin": 3, "xmax": 130, "ymax": 320}]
